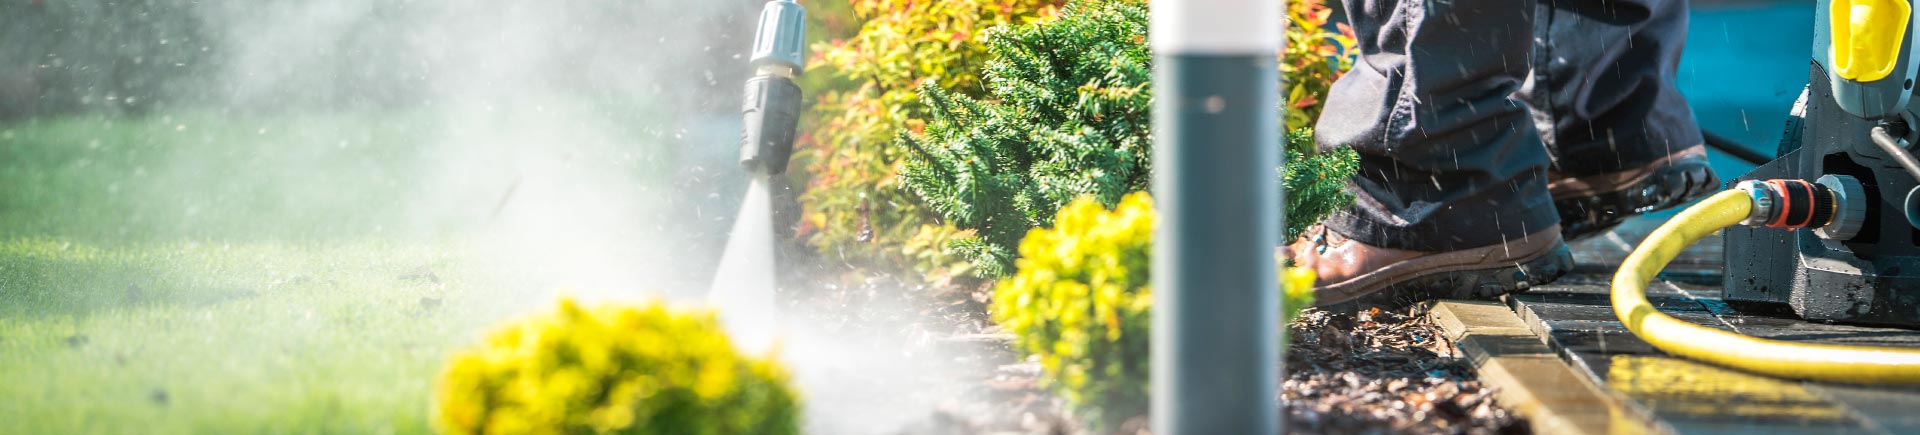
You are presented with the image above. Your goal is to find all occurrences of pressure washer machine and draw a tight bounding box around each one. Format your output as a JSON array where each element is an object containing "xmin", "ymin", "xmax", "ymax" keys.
[{"xmin": 1721, "ymin": 0, "xmax": 1920, "ymax": 328}]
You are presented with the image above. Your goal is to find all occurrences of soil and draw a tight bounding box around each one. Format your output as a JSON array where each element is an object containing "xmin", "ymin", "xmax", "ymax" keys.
[
  {"xmin": 1281, "ymin": 307, "xmax": 1528, "ymax": 435},
  {"xmin": 780, "ymin": 252, "xmax": 1529, "ymax": 435}
]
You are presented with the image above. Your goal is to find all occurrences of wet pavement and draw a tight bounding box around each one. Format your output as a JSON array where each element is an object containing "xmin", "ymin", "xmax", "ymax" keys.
[
  {"xmin": 1500, "ymin": 5, "xmax": 1920, "ymax": 428},
  {"xmin": 1503, "ymin": 216, "xmax": 1920, "ymax": 434}
]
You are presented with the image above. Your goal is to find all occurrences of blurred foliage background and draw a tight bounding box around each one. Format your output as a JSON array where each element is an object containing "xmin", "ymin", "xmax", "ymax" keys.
[
  {"xmin": 0, "ymin": 0, "xmax": 771, "ymax": 118},
  {"xmin": 0, "ymin": 0, "xmax": 1363, "ymax": 431},
  {"xmin": 0, "ymin": 0, "xmax": 1357, "ymax": 280},
  {"xmin": 0, "ymin": 2, "xmax": 816, "ymax": 432}
]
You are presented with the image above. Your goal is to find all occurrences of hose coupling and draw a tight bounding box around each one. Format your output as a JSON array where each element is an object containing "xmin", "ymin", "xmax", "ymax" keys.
[
  {"xmin": 1735, "ymin": 178, "xmax": 1841, "ymax": 232},
  {"xmin": 1815, "ymin": 175, "xmax": 1868, "ymax": 240},
  {"xmin": 1736, "ymin": 180, "xmax": 1776, "ymax": 227}
]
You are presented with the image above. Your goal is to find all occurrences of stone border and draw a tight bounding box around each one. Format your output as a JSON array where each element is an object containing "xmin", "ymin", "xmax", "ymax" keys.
[{"xmin": 1429, "ymin": 300, "xmax": 1655, "ymax": 435}]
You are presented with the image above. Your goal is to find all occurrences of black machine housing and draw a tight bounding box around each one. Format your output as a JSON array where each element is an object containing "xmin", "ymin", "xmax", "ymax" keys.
[{"xmin": 1723, "ymin": 63, "xmax": 1920, "ymax": 328}]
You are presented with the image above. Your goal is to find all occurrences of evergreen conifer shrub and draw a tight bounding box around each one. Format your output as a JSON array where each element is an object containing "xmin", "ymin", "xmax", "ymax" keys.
[
  {"xmin": 898, "ymin": 0, "xmax": 1359, "ymax": 277},
  {"xmin": 792, "ymin": 0, "xmax": 1063, "ymax": 279}
]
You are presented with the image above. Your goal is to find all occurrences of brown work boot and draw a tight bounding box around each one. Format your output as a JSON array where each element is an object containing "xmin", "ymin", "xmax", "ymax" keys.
[
  {"xmin": 1551, "ymin": 146, "xmax": 1720, "ymax": 240},
  {"xmin": 1288, "ymin": 225, "xmax": 1573, "ymax": 310}
]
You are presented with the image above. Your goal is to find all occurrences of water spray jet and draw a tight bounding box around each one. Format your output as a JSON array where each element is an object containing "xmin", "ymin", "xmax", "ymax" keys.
[{"xmin": 711, "ymin": 0, "xmax": 807, "ymax": 354}]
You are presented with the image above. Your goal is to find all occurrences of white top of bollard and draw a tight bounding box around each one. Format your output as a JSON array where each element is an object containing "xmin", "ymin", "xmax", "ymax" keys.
[{"xmin": 1150, "ymin": 0, "xmax": 1283, "ymax": 55}]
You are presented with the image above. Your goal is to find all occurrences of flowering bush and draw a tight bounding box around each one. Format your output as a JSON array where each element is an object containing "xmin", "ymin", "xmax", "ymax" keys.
[
  {"xmin": 993, "ymin": 192, "xmax": 1317, "ymax": 429},
  {"xmin": 898, "ymin": 0, "xmax": 1359, "ymax": 277},
  {"xmin": 435, "ymin": 298, "xmax": 799, "ymax": 435},
  {"xmin": 792, "ymin": 0, "xmax": 1356, "ymax": 282},
  {"xmin": 1284, "ymin": 0, "xmax": 1359, "ymax": 133},
  {"xmin": 791, "ymin": 0, "xmax": 1063, "ymax": 275}
]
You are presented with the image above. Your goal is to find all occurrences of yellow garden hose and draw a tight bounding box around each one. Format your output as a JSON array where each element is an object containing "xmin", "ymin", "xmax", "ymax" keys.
[{"xmin": 1612, "ymin": 189, "xmax": 1920, "ymax": 384}]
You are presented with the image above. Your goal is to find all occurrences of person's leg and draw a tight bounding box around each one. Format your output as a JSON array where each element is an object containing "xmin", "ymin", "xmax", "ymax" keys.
[
  {"xmin": 1297, "ymin": 0, "xmax": 1571, "ymax": 308},
  {"xmin": 1518, "ymin": 0, "xmax": 1720, "ymax": 238},
  {"xmin": 1315, "ymin": 0, "xmax": 1560, "ymax": 252}
]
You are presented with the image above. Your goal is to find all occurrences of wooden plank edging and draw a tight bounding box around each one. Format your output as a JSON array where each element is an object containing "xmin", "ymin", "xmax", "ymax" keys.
[{"xmin": 1428, "ymin": 300, "xmax": 1655, "ymax": 435}]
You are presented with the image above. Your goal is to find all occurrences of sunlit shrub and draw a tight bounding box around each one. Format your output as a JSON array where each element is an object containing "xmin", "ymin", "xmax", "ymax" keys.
[
  {"xmin": 992, "ymin": 192, "xmax": 1317, "ymax": 430},
  {"xmin": 790, "ymin": 0, "xmax": 1063, "ymax": 276},
  {"xmin": 1284, "ymin": 0, "xmax": 1360, "ymax": 133},
  {"xmin": 898, "ymin": 0, "xmax": 1360, "ymax": 277},
  {"xmin": 435, "ymin": 298, "xmax": 799, "ymax": 435},
  {"xmin": 1286, "ymin": 129, "xmax": 1361, "ymax": 243}
]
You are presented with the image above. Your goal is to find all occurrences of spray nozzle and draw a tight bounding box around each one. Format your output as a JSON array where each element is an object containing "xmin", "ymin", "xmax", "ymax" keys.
[
  {"xmin": 738, "ymin": 0, "xmax": 807, "ymax": 176},
  {"xmin": 749, "ymin": 0, "xmax": 808, "ymax": 75}
]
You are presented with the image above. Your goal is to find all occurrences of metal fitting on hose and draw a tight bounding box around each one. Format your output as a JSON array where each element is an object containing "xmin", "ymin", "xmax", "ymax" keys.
[
  {"xmin": 1734, "ymin": 178, "xmax": 1839, "ymax": 231},
  {"xmin": 1736, "ymin": 180, "xmax": 1777, "ymax": 227}
]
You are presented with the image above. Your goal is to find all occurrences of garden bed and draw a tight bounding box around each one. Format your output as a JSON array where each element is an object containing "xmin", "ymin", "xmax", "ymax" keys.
[{"xmin": 782, "ymin": 259, "xmax": 1530, "ymax": 435}]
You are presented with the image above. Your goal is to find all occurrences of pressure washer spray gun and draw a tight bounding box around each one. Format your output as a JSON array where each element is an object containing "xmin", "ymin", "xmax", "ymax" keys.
[
  {"xmin": 738, "ymin": 0, "xmax": 806, "ymax": 177},
  {"xmin": 708, "ymin": 0, "xmax": 806, "ymax": 353}
]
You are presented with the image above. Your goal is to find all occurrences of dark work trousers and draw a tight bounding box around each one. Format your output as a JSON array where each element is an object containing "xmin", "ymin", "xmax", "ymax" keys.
[{"xmin": 1315, "ymin": 0, "xmax": 1702, "ymax": 252}]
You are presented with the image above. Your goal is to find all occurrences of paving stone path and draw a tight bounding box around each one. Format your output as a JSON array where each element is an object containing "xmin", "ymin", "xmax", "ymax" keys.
[{"xmin": 1498, "ymin": 215, "xmax": 1920, "ymax": 434}]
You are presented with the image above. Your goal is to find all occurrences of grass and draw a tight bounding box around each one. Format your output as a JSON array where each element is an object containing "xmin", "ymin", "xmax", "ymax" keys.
[
  {"xmin": 0, "ymin": 107, "xmax": 697, "ymax": 434},
  {"xmin": 0, "ymin": 112, "xmax": 438, "ymax": 244},
  {"xmin": 0, "ymin": 239, "xmax": 470, "ymax": 434}
]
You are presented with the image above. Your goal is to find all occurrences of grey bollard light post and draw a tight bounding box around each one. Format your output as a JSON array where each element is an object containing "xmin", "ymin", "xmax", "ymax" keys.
[{"xmin": 1149, "ymin": 0, "xmax": 1283, "ymax": 434}]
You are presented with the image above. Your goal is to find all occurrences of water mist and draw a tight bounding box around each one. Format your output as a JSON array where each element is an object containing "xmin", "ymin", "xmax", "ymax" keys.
[
  {"xmin": 710, "ymin": 0, "xmax": 807, "ymax": 354},
  {"xmin": 709, "ymin": 176, "xmax": 779, "ymax": 353}
]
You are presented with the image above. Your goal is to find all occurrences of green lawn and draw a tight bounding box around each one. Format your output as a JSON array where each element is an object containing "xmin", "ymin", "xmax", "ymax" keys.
[
  {"xmin": 0, "ymin": 239, "xmax": 468, "ymax": 434},
  {"xmin": 0, "ymin": 109, "xmax": 702, "ymax": 434}
]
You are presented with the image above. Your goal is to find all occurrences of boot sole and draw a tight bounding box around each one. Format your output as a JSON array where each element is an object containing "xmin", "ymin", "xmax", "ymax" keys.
[
  {"xmin": 1555, "ymin": 159, "xmax": 1720, "ymax": 241},
  {"xmin": 1319, "ymin": 242, "xmax": 1574, "ymax": 312}
]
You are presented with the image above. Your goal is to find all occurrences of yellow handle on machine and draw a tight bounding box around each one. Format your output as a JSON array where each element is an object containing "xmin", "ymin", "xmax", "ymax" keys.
[
  {"xmin": 1831, "ymin": 0, "xmax": 1911, "ymax": 82},
  {"xmin": 1612, "ymin": 189, "xmax": 1920, "ymax": 384}
]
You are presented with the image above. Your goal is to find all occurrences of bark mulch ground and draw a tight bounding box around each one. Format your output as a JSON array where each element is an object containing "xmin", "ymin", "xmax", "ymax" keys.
[{"xmin": 783, "ymin": 258, "xmax": 1529, "ymax": 435}]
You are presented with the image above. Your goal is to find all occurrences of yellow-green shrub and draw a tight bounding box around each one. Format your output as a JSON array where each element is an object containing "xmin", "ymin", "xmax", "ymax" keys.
[
  {"xmin": 435, "ymin": 298, "xmax": 799, "ymax": 435},
  {"xmin": 993, "ymin": 192, "xmax": 1315, "ymax": 429}
]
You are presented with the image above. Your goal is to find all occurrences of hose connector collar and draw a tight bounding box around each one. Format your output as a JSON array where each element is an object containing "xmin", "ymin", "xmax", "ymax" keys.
[
  {"xmin": 1815, "ymin": 175, "xmax": 1868, "ymax": 240},
  {"xmin": 1737, "ymin": 180, "xmax": 1778, "ymax": 227},
  {"xmin": 1736, "ymin": 179, "xmax": 1839, "ymax": 231}
]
